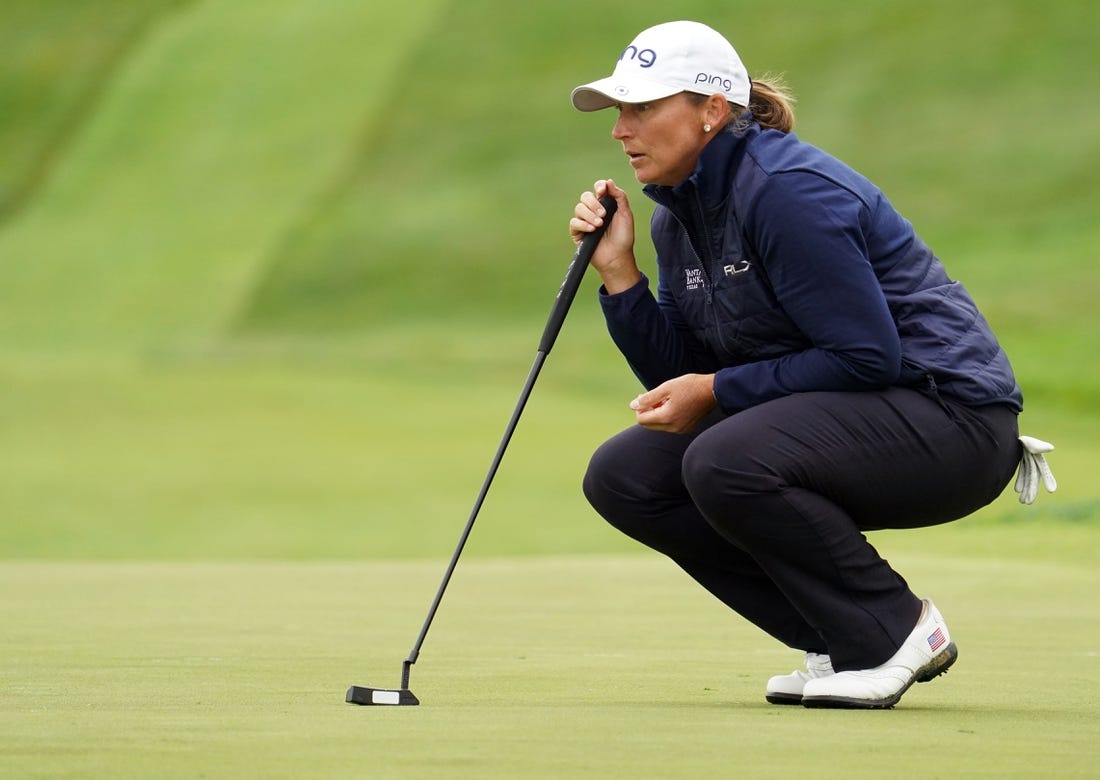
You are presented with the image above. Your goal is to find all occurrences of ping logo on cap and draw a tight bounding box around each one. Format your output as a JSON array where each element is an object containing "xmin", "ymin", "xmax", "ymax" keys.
[
  {"xmin": 620, "ymin": 44, "xmax": 657, "ymax": 68},
  {"xmin": 695, "ymin": 72, "xmax": 735, "ymax": 93}
]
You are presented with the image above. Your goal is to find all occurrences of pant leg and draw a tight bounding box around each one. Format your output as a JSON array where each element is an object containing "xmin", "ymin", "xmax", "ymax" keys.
[
  {"xmin": 583, "ymin": 416, "xmax": 826, "ymax": 653},
  {"xmin": 682, "ymin": 388, "xmax": 1019, "ymax": 671}
]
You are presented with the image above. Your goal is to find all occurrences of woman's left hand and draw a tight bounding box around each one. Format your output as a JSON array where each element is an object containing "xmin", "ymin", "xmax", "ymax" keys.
[{"xmin": 630, "ymin": 374, "xmax": 717, "ymax": 433}]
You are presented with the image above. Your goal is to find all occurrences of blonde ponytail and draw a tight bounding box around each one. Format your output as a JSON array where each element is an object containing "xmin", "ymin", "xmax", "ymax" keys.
[
  {"xmin": 747, "ymin": 75, "xmax": 796, "ymax": 132},
  {"xmin": 688, "ymin": 74, "xmax": 797, "ymax": 133}
]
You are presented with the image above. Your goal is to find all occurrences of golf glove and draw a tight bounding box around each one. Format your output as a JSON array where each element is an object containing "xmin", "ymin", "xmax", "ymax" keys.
[{"xmin": 1014, "ymin": 435, "xmax": 1057, "ymax": 505}]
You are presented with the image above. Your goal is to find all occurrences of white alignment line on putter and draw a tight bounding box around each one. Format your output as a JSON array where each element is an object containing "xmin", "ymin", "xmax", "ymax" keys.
[{"xmin": 347, "ymin": 196, "xmax": 617, "ymax": 707}]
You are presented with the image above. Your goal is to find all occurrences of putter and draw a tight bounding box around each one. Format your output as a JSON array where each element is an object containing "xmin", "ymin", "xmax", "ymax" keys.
[{"xmin": 347, "ymin": 195, "xmax": 617, "ymax": 706}]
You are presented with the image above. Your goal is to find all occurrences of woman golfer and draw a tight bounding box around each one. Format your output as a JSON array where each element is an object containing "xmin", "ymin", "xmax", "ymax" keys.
[{"xmin": 569, "ymin": 21, "xmax": 1024, "ymax": 708}]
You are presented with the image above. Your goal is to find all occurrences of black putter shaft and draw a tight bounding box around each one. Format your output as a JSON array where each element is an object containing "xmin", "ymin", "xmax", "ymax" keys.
[
  {"xmin": 348, "ymin": 195, "xmax": 616, "ymax": 706},
  {"xmin": 402, "ymin": 195, "xmax": 617, "ymax": 684}
]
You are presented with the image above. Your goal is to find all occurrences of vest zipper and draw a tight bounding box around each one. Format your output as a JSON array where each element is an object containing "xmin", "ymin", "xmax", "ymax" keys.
[
  {"xmin": 666, "ymin": 195, "xmax": 739, "ymax": 364},
  {"xmin": 694, "ymin": 191, "xmax": 715, "ymax": 305},
  {"xmin": 667, "ymin": 200, "xmax": 713, "ymax": 304}
]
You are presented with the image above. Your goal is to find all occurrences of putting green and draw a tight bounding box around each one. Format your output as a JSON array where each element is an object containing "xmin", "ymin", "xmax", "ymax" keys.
[
  {"xmin": 0, "ymin": 2, "xmax": 1096, "ymax": 776},
  {"xmin": 2, "ymin": 551, "xmax": 1096, "ymax": 778}
]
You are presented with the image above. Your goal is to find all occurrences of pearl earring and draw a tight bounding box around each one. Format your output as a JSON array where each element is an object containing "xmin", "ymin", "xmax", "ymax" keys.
[{"xmin": 704, "ymin": 123, "xmax": 712, "ymax": 133}]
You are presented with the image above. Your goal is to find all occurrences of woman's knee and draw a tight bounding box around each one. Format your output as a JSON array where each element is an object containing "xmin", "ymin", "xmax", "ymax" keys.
[
  {"xmin": 584, "ymin": 427, "xmax": 731, "ymax": 558},
  {"xmin": 582, "ymin": 426, "xmax": 688, "ymax": 523},
  {"xmin": 581, "ymin": 436, "xmax": 625, "ymax": 516},
  {"xmin": 681, "ymin": 425, "xmax": 782, "ymax": 519}
]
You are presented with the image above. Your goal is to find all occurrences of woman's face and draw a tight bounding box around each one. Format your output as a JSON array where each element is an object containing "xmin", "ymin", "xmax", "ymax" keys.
[{"xmin": 612, "ymin": 93, "xmax": 713, "ymax": 186}]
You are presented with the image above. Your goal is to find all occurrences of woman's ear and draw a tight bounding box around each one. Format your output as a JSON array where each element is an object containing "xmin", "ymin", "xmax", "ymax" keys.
[{"xmin": 705, "ymin": 93, "xmax": 730, "ymax": 128}]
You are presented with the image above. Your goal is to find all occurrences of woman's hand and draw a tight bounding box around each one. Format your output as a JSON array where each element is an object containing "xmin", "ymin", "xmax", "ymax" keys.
[
  {"xmin": 570, "ymin": 179, "xmax": 641, "ymax": 294},
  {"xmin": 630, "ymin": 374, "xmax": 717, "ymax": 433}
]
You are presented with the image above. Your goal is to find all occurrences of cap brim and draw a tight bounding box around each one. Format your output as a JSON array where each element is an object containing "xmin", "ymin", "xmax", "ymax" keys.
[{"xmin": 570, "ymin": 76, "xmax": 683, "ymax": 112}]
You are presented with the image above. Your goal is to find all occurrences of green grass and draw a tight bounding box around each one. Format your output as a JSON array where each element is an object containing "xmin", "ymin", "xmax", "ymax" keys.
[
  {"xmin": 0, "ymin": 0, "xmax": 191, "ymax": 220},
  {"xmin": 0, "ymin": 336, "xmax": 635, "ymax": 559},
  {"xmin": 237, "ymin": 0, "xmax": 1100, "ymax": 336},
  {"xmin": 2, "ymin": 550, "xmax": 1097, "ymax": 778},
  {"xmin": 0, "ymin": 1, "xmax": 1097, "ymax": 776},
  {"xmin": 0, "ymin": 335, "xmax": 1092, "ymax": 561},
  {"xmin": 0, "ymin": 0, "xmax": 446, "ymax": 350}
]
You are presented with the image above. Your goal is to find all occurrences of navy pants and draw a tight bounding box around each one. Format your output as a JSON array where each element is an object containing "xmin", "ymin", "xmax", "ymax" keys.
[{"xmin": 582, "ymin": 387, "xmax": 1020, "ymax": 671}]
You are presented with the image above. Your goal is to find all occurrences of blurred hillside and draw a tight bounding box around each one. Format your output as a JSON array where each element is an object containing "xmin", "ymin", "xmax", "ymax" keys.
[
  {"xmin": 0, "ymin": 0, "xmax": 1096, "ymax": 558},
  {"xmin": 2, "ymin": 2, "xmax": 1096, "ymax": 347}
]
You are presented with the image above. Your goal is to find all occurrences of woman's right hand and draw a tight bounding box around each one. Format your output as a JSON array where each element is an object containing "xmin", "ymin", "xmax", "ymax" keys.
[{"xmin": 570, "ymin": 178, "xmax": 642, "ymax": 294}]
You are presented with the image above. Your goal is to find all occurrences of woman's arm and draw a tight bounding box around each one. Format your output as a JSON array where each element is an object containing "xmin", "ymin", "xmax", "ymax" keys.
[{"xmin": 713, "ymin": 171, "xmax": 902, "ymax": 413}]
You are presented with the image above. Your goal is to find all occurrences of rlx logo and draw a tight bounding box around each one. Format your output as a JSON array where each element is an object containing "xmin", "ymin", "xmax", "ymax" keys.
[{"xmin": 620, "ymin": 45, "xmax": 657, "ymax": 68}]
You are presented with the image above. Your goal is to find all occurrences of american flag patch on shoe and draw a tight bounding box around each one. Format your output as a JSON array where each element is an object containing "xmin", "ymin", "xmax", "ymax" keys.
[{"xmin": 927, "ymin": 627, "xmax": 947, "ymax": 652}]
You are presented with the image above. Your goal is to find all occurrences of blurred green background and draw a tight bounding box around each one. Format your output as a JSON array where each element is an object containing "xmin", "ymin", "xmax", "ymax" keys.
[
  {"xmin": 1, "ymin": 0, "xmax": 1096, "ymax": 560},
  {"xmin": 2, "ymin": 4, "xmax": 1097, "ymax": 778}
]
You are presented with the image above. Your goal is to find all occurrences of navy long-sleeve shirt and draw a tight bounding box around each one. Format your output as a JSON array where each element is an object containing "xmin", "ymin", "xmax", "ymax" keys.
[{"xmin": 599, "ymin": 122, "xmax": 1022, "ymax": 414}]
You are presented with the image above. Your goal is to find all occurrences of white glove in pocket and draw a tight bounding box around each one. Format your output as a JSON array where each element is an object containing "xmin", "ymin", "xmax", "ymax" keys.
[{"xmin": 1014, "ymin": 435, "xmax": 1057, "ymax": 505}]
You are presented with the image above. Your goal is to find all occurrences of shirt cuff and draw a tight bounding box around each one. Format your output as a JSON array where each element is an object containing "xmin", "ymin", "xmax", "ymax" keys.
[{"xmin": 598, "ymin": 273, "xmax": 651, "ymax": 310}]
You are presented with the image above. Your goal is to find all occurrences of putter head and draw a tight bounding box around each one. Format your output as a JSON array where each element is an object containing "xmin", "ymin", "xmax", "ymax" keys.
[{"xmin": 346, "ymin": 685, "xmax": 420, "ymax": 706}]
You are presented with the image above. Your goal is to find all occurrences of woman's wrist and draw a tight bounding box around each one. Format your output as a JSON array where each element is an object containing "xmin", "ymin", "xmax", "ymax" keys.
[{"xmin": 599, "ymin": 261, "xmax": 643, "ymax": 295}]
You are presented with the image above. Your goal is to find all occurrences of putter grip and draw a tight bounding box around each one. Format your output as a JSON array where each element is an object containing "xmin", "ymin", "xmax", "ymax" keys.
[{"xmin": 537, "ymin": 195, "xmax": 618, "ymax": 354}]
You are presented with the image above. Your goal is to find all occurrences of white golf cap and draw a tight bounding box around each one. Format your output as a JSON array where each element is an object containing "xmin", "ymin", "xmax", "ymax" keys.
[{"xmin": 571, "ymin": 21, "xmax": 750, "ymax": 112}]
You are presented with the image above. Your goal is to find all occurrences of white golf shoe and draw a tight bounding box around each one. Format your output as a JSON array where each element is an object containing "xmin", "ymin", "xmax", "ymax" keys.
[
  {"xmin": 801, "ymin": 599, "xmax": 957, "ymax": 709},
  {"xmin": 765, "ymin": 652, "xmax": 834, "ymax": 705}
]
